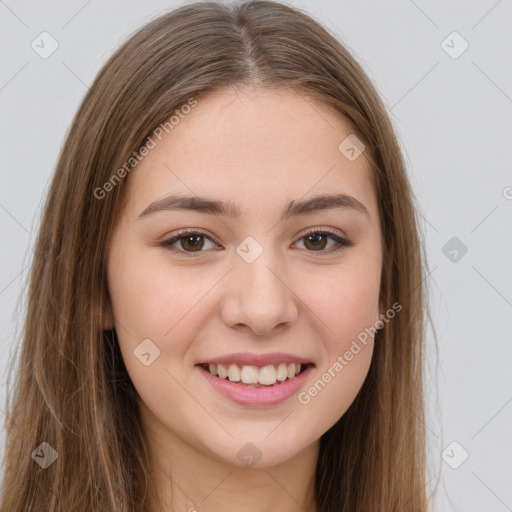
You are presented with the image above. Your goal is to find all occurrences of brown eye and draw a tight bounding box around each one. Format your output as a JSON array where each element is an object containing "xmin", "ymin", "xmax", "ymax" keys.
[
  {"xmin": 303, "ymin": 232, "xmax": 329, "ymax": 251},
  {"xmin": 179, "ymin": 234, "xmax": 205, "ymax": 252},
  {"xmin": 159, "ymin": 230, "xmax": 216, "ymax": 256},
  {"xmin": 296, "ymin": 229, "xmax": 353, "ymax": 253}
]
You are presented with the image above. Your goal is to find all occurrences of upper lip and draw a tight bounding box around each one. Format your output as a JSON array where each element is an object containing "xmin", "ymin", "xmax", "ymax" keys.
[{"xmin": 197, "ymin": 352, "xmax": 314, "ymax": 367}]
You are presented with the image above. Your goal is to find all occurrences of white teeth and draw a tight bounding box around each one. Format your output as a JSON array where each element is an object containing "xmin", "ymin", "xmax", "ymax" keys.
[
  {"xmin": 276, "ymin": 363, "xmax": 288, "ymax": 381},
  {"xmin": 227, "ymin": 364, "xmax": 241, "ymax": 382},
  {"xmin": 258, "ymin": 365, "xmax": 277, "ymax": 385},
  {"xmin": 205, "ymin": 362, "xmax": 305, "ymax": 385},
  {"xmin": 240, "ymin": 365, "xmax": 259, "ymax": 384},
  {"xmin": 217, "ymin": 363, "xmax": 228, "ymax": 379}
]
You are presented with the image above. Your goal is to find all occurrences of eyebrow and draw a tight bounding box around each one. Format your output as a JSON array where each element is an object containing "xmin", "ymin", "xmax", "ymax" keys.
[{"xmin": 137, "ymin": 193, "xmax": 369, "ymax": 221}]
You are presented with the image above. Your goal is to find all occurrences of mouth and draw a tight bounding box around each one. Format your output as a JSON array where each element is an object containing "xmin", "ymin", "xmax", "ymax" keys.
[
  {"xmin": 195, "ymin": 352, "xmax": 315, "ymax": 406},
  {"xmin": 197, "ymin": 362, "xmax": 312, "ymax": 388}
]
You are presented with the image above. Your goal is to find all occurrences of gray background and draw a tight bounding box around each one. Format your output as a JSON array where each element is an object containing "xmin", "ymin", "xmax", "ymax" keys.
[{"xmin": 1, "ymin": 1, "xmax": 511, "ymax": 510}]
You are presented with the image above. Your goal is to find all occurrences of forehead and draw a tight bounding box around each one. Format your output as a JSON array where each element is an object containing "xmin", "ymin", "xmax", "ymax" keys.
[{"xmin": 124, "ymin": 86, "xmax": 378, "ymax": 222}]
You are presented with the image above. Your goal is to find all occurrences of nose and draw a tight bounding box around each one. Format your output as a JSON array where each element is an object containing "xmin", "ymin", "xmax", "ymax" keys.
[{"xmin": 219, "ymin": 251, "xmax": 299, "ymax": 336}]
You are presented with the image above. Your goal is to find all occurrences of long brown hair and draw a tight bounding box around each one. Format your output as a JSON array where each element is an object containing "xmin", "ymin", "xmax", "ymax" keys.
[{"xmin": 0, "ymin": 1, "xmax": 438, "ymax": 510}]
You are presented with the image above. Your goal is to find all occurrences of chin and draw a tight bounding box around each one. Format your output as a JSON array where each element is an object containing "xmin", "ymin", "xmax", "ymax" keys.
[{"xmin": 207, "ymin": 433, "xmax": 315, "ymax": 469}]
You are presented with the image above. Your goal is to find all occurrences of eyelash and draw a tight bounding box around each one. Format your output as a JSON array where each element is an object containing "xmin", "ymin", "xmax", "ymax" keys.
[{"xmin": 158, "ymin": 227, "xmax": 354, "ymax": 257}]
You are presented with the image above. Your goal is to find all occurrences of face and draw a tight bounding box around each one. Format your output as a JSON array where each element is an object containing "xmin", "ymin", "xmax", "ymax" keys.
[{"xmin": 105, "ymin": 86, "xmax": 383, "ymax": 469}]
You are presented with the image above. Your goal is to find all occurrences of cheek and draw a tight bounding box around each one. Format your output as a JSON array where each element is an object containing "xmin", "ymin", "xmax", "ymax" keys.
[
  {"xmin": 328, "ymin": 278, "xmax": 379, "ymax": 370},
  {"xmin": 293, "ymin": 263, "xmax": 379, "ymax": 418},
  {"xmin": 298, "ymin": 340, "xmax": 373, "ymax": 435},
  {"xmin": 107, "ymin": 251, "xmax": 219, "ymax": 382},
  {"xmin": 108, "ymin": 250, "xmax": 196, "ymax": 341},
  {"xmin": 327, "ymin": 279, "xmax": 380, "ymax": 342},
  {"xmin": 302, "ymin": 260, "xmax": 381, "ymax": 342},
  {"xmin": 106, "ymin": 255, "xmax": 202, "ymax": 417}
]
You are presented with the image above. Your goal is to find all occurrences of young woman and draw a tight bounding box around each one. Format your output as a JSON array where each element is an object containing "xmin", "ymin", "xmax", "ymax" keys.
[{"xmin": 0, "ymin": 1, "xmax": 436, "ymax": 511}]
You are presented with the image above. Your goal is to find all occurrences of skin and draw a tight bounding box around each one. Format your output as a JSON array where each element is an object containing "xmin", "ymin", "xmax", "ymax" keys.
[{"xmin": 104, "ymin": 85, "xmax": 383, "ymax": 512}]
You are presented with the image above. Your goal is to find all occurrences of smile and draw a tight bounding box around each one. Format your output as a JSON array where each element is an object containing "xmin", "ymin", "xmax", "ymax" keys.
[
  {"xmin": 200, "ymin": 362, "xmax": 306, "ymax": 387},
  {"xmin": 195, "ymin": 354, "xmax": 315, "ymax": 407}
]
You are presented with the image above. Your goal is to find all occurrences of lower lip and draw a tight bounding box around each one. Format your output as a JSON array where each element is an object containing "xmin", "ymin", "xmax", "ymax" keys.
[{"xmin": 196, "ymin": 364, "xmax": 313, "ymax": 407}]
